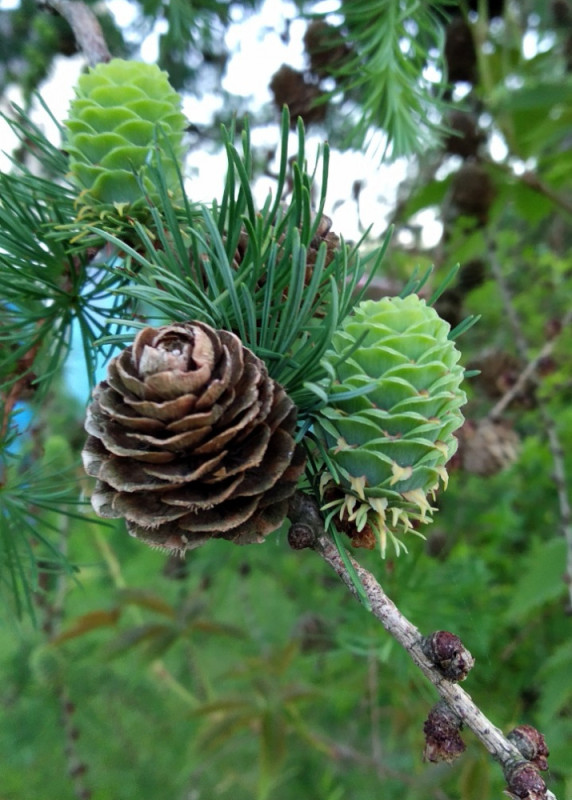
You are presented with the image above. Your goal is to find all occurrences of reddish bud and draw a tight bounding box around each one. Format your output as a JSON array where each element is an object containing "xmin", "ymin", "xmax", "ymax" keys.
[
  {"xmin": 507, "ymin": 725, "xmax": 549, "ymax": 771},
  {"xmin": 421, "ymin": 631, "xmax": 475, "ymax": 681},
  {"xmin": 423, "ymin": 701, "xmax": 466, "ymax": 763},
  {"xmin": 504, "ymin": 761, "xmax": 547, "ymax": 800}
]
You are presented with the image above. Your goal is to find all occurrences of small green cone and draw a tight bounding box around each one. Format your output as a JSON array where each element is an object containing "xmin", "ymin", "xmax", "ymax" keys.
[
  {"xmin": 316, "ymin": 294, "xmax": 467, "ymax": 556},
  {"xmin": 65, "ymin": 59, "xmax": 187, "ymax": 217}
]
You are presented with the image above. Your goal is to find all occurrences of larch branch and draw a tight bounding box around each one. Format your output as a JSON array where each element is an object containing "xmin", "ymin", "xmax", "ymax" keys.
[
  {"xmin": 39, "ymin": 0, "xmax": 111, "ymax": 65},
  {"xmin": 489, "ymin": 242, "xmax": 572, "ymax": 611},
  {"xmin": 288, "ymin": 491, "xmax": 557, "ymax": 800}
]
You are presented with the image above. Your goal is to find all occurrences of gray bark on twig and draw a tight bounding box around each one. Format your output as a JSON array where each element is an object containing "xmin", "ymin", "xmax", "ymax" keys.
[{"xmin": 40, "ymin": 0, "xmax": 111, "ymax": 65}]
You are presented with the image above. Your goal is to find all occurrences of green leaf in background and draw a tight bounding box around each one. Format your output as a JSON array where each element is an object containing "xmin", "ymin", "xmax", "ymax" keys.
[
  {"xmin": 504, "ymin": 537, "xmax": 568, "ymax": 622},
  {"xmin": 53, "ymin": 609, "xmax": 121, "ymax": 644},
  {"xmin": 458, "ymin": 754, "xmax": 491, "ymax": 800},
  {"xmin": 401, "ymin": 175, "xmax": 453, "ymax": 219}
]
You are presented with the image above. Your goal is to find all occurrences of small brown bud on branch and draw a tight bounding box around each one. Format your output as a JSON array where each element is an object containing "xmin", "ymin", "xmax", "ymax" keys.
[
  {"xmin": 287, "ymin": 493, "xmax": 559, "ymax": 799},
  {"xmin": 288, "ymin": 523, "xmax": 316, "ymax": 550},
  {"xmin": 507, "ymin": 725, "xmax": 550, "ymax": 771},
  {"xmin": 421, "ymin": 631, "xmax": 475, "ymax": 681},
  {"xmin": 504, "ymin": 761, "xmax": 548, "ymax": 800},
  {"xmin": 423, "ymin": 701, "xmax": 466, "ymax": 763}
]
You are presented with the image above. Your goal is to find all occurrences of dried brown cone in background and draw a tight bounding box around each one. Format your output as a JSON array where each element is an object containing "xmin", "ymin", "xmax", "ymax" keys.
[
  {"xmin": 304, "ymin": 20, "xmax": 352, "ymax": 79},
  {"xmin": 450, "ymin": 162, "xmax": 496, "ymax": 225},
  {"xmin": 444, "ymin": 18, "xmax": 477, "ymax": 84},
  {"xmin": 469, "ymin": 349, "xmax": 535, "ymax": 406},
  {"xmin": 232, "ymin": 214, "xmax": 339, "ymax": 274},
  {"xmin": 82, "ymin": 322, "xmax": 306, "ymax": 553},
  {"xmin": 434, "ymin": 287, "xmax": 464, "ymax": 329},
  {"xmin": 231, "ymin": 214, "xmax": 340, "ymax": 303},
  {"xmin": 442, "ymin": 0, "xmax": 505, "ymax": 20},
  {"xmin": 303, "ymin": 215, "xmax": 341, "ymax": 299},
  {"xmin": 433, "ymin": 260, "xmax": 488, "ymax": 330},
  {"xmin": 457, "ymin": 258, "xmax": 487, "ymax": 294},
  {"xmin": 552, "ymin": 0, "xmax": 572, "ymax": 27},
  {"xmin": 307, "ymin": 214, "xmax": 340, "ymax": 270},
  {"xmin": 444, "ymin": 111, "xmax": 485, "ymax": 159},
  {"xmin": 458, "ymin": 418, "xmax": 520, "ymax": 476},
  {"xmin": 269, "ymin": 65, "xmax": 328, "ymax": 127}
]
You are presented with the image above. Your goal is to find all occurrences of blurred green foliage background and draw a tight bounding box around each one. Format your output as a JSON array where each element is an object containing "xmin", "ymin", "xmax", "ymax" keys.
[{"xmin": 1, "ymin": 0, "xmax": 572, "ymax": 798}]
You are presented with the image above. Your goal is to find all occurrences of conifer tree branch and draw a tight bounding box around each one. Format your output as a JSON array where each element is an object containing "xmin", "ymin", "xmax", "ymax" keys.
[
  {"xmin": 39, "ymin": 0, "xmax": 111, "ymax": 65},
  {"xmin": 487, "ymin": 309, "xmax": 572, "ymax": 421},
  {"xmin": 288, "ymin": 492, "xmax": 557, "ymax": 800},
  {"xmin": 312, "ymin": 0, "xmax": 449, "ymax": 158},
  {"xmin": 489, "ymin": 242, "xmax": 572, "ymax": 612},
  {"xmin": 486, "ymin": 159, "xmax": 572, "ymax": 219}
]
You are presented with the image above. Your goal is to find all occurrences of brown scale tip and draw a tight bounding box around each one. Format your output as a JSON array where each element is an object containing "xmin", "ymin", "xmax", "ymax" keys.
[
  {"xmin": 507, "ymin": 725, "xmax": 549, "ymax": 771},
  {"xmin": 504, "ymin": 761, "xmax": 547, "ymax": 800},
  {"xmin": 423, "ymin": 701, "xmax": 466, "ymax": 764},
  {"xmin": 421, "ymin": 631, "xmax": 475, "ymax": 681}
]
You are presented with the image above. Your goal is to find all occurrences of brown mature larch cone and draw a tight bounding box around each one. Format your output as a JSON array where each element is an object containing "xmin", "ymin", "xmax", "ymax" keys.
[
  {"xmin": 82, "ymin": 322, "xmax": 305, "ymax": 553},
  {"xmin": 269, "ymin": 65, "xmax": 327, "ymax": 127}
]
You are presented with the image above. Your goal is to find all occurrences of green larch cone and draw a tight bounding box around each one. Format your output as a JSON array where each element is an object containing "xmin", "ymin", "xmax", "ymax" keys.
[
  {"xmin": 316, "ymin": 294, "xmax": 467, "ymax": 556},
  {"xmin": 65, "ymin": 59, "xmax": 187, "ymax": 215}
]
